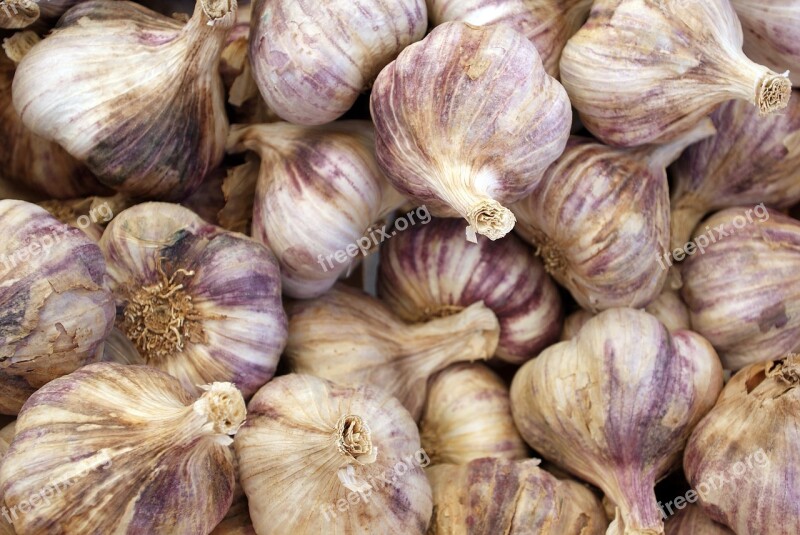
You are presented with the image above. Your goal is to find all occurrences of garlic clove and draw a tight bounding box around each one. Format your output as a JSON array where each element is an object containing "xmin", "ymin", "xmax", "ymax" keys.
[
  {"xmin": 249, "ymin": 0, "xmax": 427, "ymax": 125},
  {"xmin": 370, "ymin": 21, "xmax": 572, "ymax": 241},
  {"xmin": 561, "ymin": 0, "xmax": 792, "ymax": 147},
  {"xmin": 511, "ymin": 308, "xmax": 723, "ymax": 535},
  {"xmin": 235, "ymin": 374, "xmax": 433, "ymax": 534},
  {"xmin": 664, "ymin": 504, "xmax": 734, "ymax": 535},
  {"xmin": 0, "ymin": 363, "xmax": 245, "ymax": 534},
  {"xmin": 0, "ymin": 0, "xmax": 38, "ymax": 29},
  {"xmin": 378, "ymin": 217, "xmax": 562, "ymax": 365},
  {"xmin": 733, "ymin": 0, "xmax": 800, "ymax": 87}
]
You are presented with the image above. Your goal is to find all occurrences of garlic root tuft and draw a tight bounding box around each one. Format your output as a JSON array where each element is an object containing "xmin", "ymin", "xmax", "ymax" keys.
[{"xmin": 336, "ymin": 414, "xmax": 375, "ymax": 464}]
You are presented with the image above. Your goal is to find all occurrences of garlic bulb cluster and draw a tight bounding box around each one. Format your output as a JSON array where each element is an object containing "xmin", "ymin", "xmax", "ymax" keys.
[
  {"xmin": 561, "ymin": 0, "xmax": 792, "ymax": 147},
  {"xmin": 99, "ymin": 202, "xmax": 287, "ymax": 398},
  {"xmin": 0, "ymin": 200, "xmax": 115, "ymax": 415},
  {"xmin": 12, "ymin": 0, "xmax": 235, "ymax": 200},
  {"xmin": 249, "ymin": 0, "xmax": 426, "ymax": 125},
  {"xmin": 0, "ymin": 363, "xmax": 246, "ymax": 534},
  {"xmin": 665, "ymin": 505, "xmax": 734, "ymax": 535},
  {"xmin": 511, "ymin": 308, "xmax": 723, "ymax": 535},
  {"xmin": 235, "ymin": 374, "xmax": 433, "ymax": 535},
  {"xmin": 684, "ymin": 357, "xmax": 800, "ymax": 534},
  {"xmin": 733, "ymin": 0, "xmax": 800, "ymax": 86},
  {"xmin": 286, "ymin": 285, "xmax": 499, "ymax": 420},
  {"xmin": 670, "ymin": 94, "xmax": 800, "ymax": 250},
  {"xmin": 370, "ymin": 21, "xmax": 572, "ymax": 240},
  {"xmin": 419, "ymin": 363, "xmax": 526, "ymax": 465},
  {"xmin": 227, "ymin": 121, "xmax": 405, "ymax": 299},
  {"xmin": 428, "ymin": 458, "xmax": 607, "ymax": 534},
  {"xmin": 681, "ymin": 208, "xmax": 800, "ymax": 370},
  {"xmin": 378, "ymin": 217, "xmax": 562, "ymax": 365}
]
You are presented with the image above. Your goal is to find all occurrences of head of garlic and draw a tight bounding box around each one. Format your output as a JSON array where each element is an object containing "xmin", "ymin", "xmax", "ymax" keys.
[
  {"xmin": 235, "ymin": 374, "xmax": 433, "ymax": 535},
  {"xmin": 733, "ymin": 0, "xmax": 800, "ymax": 87},
  {"xmin": 681, "ymin": 207, "xmax": 800, "ymax": 370},
  {"xmin": 370, "ymin": 21, "xmax": 572, "ymax": 241},
  {"xmin": 0, "ymin": 200, "xmax": 115, "ymax": 415},
  {"xmin": 0, "ymin": 420, "xmax": 14, "ymax": 535},
  {"xmin": 665, "ymin": 504, "xmax": 734, "ymax": 535},
  {"xmin": 12, "ymin": 0, "xmax": 235, "ymax": 200},
  {"xmin": 0, "ymin": 362, "xmax": 246, "ymax": 534},
  {"xmin": 561, "ymin": 0, "xmax": 792, "ymax": 147},
  {"xmin": 378, "ymin": 217, "xmax": 562, "ymax": 365},
  {"xmin": 511, "ymin": 308, "xmax": 723, "ymax": 535},
  {"xmin": 99, "ymin": 202, "xmax": 287, "ymax": 398}
]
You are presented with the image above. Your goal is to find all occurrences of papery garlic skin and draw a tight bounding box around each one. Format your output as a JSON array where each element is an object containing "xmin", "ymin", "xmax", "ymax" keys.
[
  {"xmin": 12, "ymin": 0, "xmax": 235, "ymax": 200},
  {"xmin": 0, "ymin": 200, "xmax": 115, "ymax": 415},
  {"xmin": 665, "ymin": 504, "xmax": 734, "ymax": 535},
  {"xmin": 419, "ymin": 363, "xmax": 526, "ymax": 464},
  {"xmin": 235, "ymin": 374, "xmax": 432, "ymax": 535},
  {"xmin": 249, "ymin": 0, "xmax": 426, "ymax": 125},
  {"xmin": 0, "ymin": 363, "xmax": 245, "ymax": 535},
  {"xmin": 511, "ymin": 308, "xmax": 723, "ymax": 535},
  {"xmin": 99, "ymin": 202, "xmax": 287, "ymax": 398},
  {"xmin": 378, "ymin": 217, "xmax": 562, "ymax": 365},
  {"xmin": 681, "ymin": 208, "xmax": 800, "ymax": 370},
  {"xmin": 561, "ymin": 0, "xmax": 792, "ymax": 147},
  {"xmin": 733, "ymin": 0, "xmax": 800, "ymax": 86},
  {"xmin": 371, "ymin": 22, "xmax": 572, "ymax": 240}
]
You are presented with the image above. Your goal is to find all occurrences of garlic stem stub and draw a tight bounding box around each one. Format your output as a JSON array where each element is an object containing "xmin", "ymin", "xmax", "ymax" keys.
[
  {"xmin": 370, "ymin": 21, "xmax": 572, "ymax": 241},
  {"xmin": 11, "ymin": 0, "xmax": 236, "ymax": 200},
  {"xmin": 0, "ymin": 0, "xmax": 38, "ymax": 29},
  {"xmin": 733, "ymin": 0, "xmax": 800, "ymax": 87},
  {"xmin": 99, "ymin": 202, "xmax": 287, "ymax": 398},
  {"xmin": 0, "ymin": 363, "xmax": 245, "ymax": 534}
]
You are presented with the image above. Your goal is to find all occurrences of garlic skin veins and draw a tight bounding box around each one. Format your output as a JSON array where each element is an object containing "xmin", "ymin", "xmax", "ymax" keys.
[
  {"xmin": 733, "ymin": 0, "xmax": 800, "ymax": 86},
  {"xmin": 664, "ymin": 504, "xmax": 734, "ymax": 535},
  {"xmin": 511, "ymin": 308, "xmax": 723, "ymax": 535},
  {"xmin": 371, "ymin": 21, "xmax": 572, "ymax": 241},
  {"xmin": 0, "ymin": 363, "xmax": 246, "ymax": 535}
]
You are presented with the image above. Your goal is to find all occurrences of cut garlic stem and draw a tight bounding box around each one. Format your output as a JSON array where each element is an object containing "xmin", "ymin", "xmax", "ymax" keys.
[
  {"xmin": 727, "ymin": 55, "xmax": 792, "ymax": 115},
  {"xmin": 193, "ymin": 382, "xmax": 247, "ymax": 436},
  {"xmin": 0, "ymin": 0, "xmax": 38, "ymax": 29},
  {"xmin": 1, "ymin": 30, "xmax": 39, "ymax": 64}
]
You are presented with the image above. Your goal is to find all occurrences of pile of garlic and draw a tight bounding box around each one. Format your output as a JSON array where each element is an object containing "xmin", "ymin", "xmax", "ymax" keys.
[{"xmin": 0, "ymin": 0, "xmax": 798, "ymax": 534}]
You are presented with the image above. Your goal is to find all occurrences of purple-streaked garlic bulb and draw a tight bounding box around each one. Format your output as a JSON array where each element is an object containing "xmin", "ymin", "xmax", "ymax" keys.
[
  {"xmin": 681, "ymin": 207, "xmax": 800, "ymax": 370},
  {"xmin": 733, "ymin": 0, "xmax": 800, "ymax": 87},
  {"xmin": 0, "ymin": 200, "xmax": 115, "ymax": 415},
  {"xmin": 371, "ymin": 21, "xmax": 572, "ymax": 241},
  {"xmin": 0, "ymin": 421, "xmax": 14, "ymax": 535},
  {"xmin": 227, "ymin": 121, "xmax": 405, "ymax": 299},
  {"xmin": 99, "ymin": 202, "xmax": 287, "ymax": 398},
  {"xmin": 511, "ymin": 308, "xmax": 724, "ymax": 535},
  {"xmin": 378, "ymin": 217, "xmax": 562, "ymax": 365},
  {"xmin": 670, "ymin": 94, "xmax": 800, "ymax": 251},
  {"xmin": 249, "ymin": 0, "xmax": 427, "ymax": 125},
  {"xmin": 0, "ymin": 363, "xmax": 246, "ymax": 534},
  {"xmin": 235, "ymin": 374, "xmax": 433, "ymax": 535},
  {"xmin": 561, "ymin": 0, "xmax": 792, "ymax": 147},
  {"xmin": 665, "ymin": 504, "xmax": 734, "ymax": 535}
]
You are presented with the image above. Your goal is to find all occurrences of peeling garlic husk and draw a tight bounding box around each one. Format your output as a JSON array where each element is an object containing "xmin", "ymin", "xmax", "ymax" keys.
[
  {"xmin": 733, "ymin": 0, "xmax": 800, "ymax": 87},
  {"xmin": 235, "ymin": 374, "xmax": 433, "ymax": 535},
  {"xmin": 681, "ymin": 207, "xmax": 800, "ymax": 370},
  {"xmin": 249, "ymin": 0, "xmax": 426, "ymax": 125},
  {"xmin": 664, "ymin": 504, "xmax": 734, "ymax": 535},
  {"xmin": 99, "ymin": 202, "xmax": 287, "ymax": 398},
  {"xmin": 370, "ymin": 21, "xmax": 572, "ymax": 241},
  {"xmin": 286, "ymin": 284, "xmax": 499, "ymax": 421},
  {"xmin": 0, "ymin": 200, "xmax": 115, "ymax": 415},
  {"xmin": 419, "ymin": 363, "xmax": 526, "ymax": 465},
  {"xmin": 12, "ymin": 0, "xmax": 235, "ymax": 200},
  {"xmin": 378, "ymin": 217, "xmax": 562, "ymax": 365},
  {"xmin": 0, "ymin": 363, "xmax": 246, "ymax": 534},
  {"xmin": 561, "ymin": 0, "xmax": 792, "ymax": 147},
  {"xmin": 227, "ymin": 121, "xmax": 406, "ymax": 299},
  {"xmin": 669, "ymin": 93, "xmax": 800, "ymax": 251},
  {"xmin": 218, "ymin": 155, "xmax": 259, "ymax": 234},
  {"xmin": 511, "ymin": 308, "xmax": 723, "ymax": 535},
  {"xmin": 0, "ymin": 420, "xmax": 14, "ymax": 535},
  {"xmin": 684, "ymin": 357, "xmax": 800, "ymax": 534}
]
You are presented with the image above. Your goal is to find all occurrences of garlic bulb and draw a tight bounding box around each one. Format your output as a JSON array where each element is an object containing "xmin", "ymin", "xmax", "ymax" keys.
[
  {"xmin": 227, "ymin": 121, "xmax": 406, "ymax": 299},
  {"xmin": 0, "ymin": 0, "xmax": 38, "ymax": 29},
  {"xmin": 428, "ymin": 458, "xmax": 607, "ymax": 534},
  {"xmin": 670, "ymin": 94, "xmax": 800, "ymax": 250},
  {"xmin": 249, "ymin": 0, "xmax": 427, "ymax": 125},
  {"xmin": 235, "ymin": 374, "xmax": 433, "ymax": 535},
  {"xmin": 684, "ymin": 357, "xmax": 800, "ymax": 534},
  {"xmin": 212, "ymin": 453, "xmax": 255, "ymax": 535},
  {"xmin": 12, "ymin": 0, "xmax": 235, "ymax": 200},
  {"xmin": 419, "ymin": 363, "xmax": 526, "ymax": 465},
  {"xmin": 370, "ymin": 21, "xmax": 572, "ymax": 241},
  {"xmin": 681, "ymin": 207, "xmax": 800, "ymax": 370},
  {"xmin": 0, "ymin": 420, "xmax": 14, "ymax": 535},
  {"xmin": 733, "ymin": 0, "xmax": 800, "ymax": 86},
  {"xmin": 427, "ymin": 0, "xmax": 592, "ymax": 78},
  {"xmin": 561, "ymin": 0, "xmax": 792, "ymax": 147},
  {"xmin": 286, "ymin": 284, "xmax": 499, "ymax": 420},
  {"xmin": 0, "ymin": 200, "xmax": 115, "ymax": 415},
  {"xmin": 511, "ymin": 308, "xmax": 723, "ymax": 535},
  {"xmin": 378, "ymin": 217, "xmax": 562, "ymax": 365},
  {"xmin": 0, "ymin": 362, "xmax": 246, "ymax": 534},
  {"xmin": 665, "ymin": 505, "xmax": 734, "ymax": 535},
  {"xmin": 99, "ymin": 202, "xmax": 287, "ymax": 398}
]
